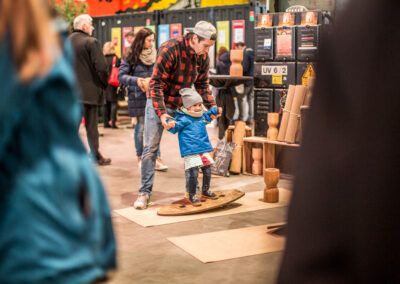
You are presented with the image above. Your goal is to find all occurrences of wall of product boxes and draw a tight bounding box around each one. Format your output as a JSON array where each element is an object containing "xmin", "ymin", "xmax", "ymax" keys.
[
  {"xmin": 92, "ymin": 4, "xmax": 257, "ymax": 68},
  {"xmin": 253, "ymin": 10, "xmax": 322, "ymax": 136}
]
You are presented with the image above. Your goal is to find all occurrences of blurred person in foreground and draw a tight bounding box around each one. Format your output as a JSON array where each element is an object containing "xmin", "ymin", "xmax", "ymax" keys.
[
  {"xmin": 0, "ymin": 1, "xmax": 116, "ymax": 282},
  {"xmin": 278, "ymin": 0, "xmax": 400, "ymax": 283},
  {"xmin": 69, "ymin": 14, "xmax": 111, "ymax": 166}
]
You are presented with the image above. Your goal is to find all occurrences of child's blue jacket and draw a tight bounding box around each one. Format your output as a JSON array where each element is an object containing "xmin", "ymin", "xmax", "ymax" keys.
[{"xmin": 168, "ymin": 106, "xmax": 218, "ymax": 157}]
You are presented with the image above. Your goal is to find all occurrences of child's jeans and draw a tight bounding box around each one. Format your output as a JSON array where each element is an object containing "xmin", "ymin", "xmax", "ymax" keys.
[{"xmin": 185, "ymin": 165, "xmax": 212, "ymax": 196}]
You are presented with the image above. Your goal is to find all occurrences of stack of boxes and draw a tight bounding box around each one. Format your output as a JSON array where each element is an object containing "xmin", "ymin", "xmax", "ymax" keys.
[{"xmin": 253, "ymin": 11, "xmax": 321, "ymax": 136}]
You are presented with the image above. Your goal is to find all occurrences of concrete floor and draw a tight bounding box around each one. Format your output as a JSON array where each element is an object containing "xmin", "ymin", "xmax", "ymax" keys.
[{"xmin": 86, "ymin": 120, "xmax": 291, "ymax": 284}]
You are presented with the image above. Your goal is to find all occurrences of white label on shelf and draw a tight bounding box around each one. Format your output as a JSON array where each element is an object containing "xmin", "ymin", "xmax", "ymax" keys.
[
  {"xmin": 263, "ymin": 39, "xmax": 272, "ymax": 48},
  {"xmin": 261, "ymin": 65, "xmax": 288, "ymax": 75}
]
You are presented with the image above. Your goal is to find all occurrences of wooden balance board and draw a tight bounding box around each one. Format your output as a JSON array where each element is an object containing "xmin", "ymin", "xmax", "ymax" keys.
[{"xmin": 157, "ymin": 189, "xmax": 245, "ymax": 216}]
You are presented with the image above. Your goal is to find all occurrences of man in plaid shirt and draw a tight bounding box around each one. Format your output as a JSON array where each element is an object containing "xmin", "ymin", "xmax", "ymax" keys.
[{"xmin": 134, "ymin": 21, "xmax": 219, "ymax": 210}]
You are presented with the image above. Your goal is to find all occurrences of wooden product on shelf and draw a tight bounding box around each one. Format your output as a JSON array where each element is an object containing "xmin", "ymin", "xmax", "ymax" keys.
[
  {"xmin": 229, "ymin": 49, "xmax": 244, "ymax": 76},
  {"xmin": 267, "ymin": 112, "xmax": 279, "ymax": 141},
  {"xmin": 303, "ymin": 76, "xmax": 315, "ymax": 106},
  {"xmin": 298, "ymin": 105, "xmax": 310, "ymax": 142},
  {"xmin": 226, "ymin": 125, "xmax": 252, "ymax": 142},
  {"xmin": 229, "ymin": 120, "xmax": 247, "ymax": 174},
  {"xmin": 284, "ymin": 85, "xmax": 307, "ymax": 143},
  {"xmin": 252, "ymin": 147, "xmax": 263, "ymax": 175},
  {"xmin": 242, "ymin": 136, "xmax": 300, "ymax": 175},
  {"xmin": 277, "ymin": 85, "xmax": 295, "ymax": 141},
  {"xmin": 264, "ymin": 168, "xmax": 280, "ymax": 203}
]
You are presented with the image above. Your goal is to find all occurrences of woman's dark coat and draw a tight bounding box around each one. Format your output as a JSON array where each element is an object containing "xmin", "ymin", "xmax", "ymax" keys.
[{"xmin": 119, "ymin": 59, "xmax": 154, "ymax": 117}]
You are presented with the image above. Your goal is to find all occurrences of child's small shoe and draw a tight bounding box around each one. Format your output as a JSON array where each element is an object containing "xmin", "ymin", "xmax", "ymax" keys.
[
  {"xmin": 202, "ymin": 190, "xmax": 218, "ymax": 200},
  {"xmin": 188, "ymin": 194, "xmax": 202, "ymax": 206}
]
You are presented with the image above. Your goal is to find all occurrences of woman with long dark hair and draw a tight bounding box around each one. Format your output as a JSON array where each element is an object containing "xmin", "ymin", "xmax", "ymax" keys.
[{"xmin": 119, "ymin": 28, "xmax": 168, "ymax": 171}]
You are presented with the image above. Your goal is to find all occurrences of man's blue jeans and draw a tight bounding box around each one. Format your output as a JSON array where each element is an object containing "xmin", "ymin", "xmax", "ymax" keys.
[
  {"xmin": 134, "ymin": 115, "xmax": 160, "ymax": 158},
  {"xmin": 139, "ymin": 99, "xmax": 176, "ymax": 195}
]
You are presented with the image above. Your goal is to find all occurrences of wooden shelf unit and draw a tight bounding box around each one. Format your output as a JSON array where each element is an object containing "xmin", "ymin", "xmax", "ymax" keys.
[{"xmin": 243, "ymin": 136, "xmax": 300, "ymax": 175}]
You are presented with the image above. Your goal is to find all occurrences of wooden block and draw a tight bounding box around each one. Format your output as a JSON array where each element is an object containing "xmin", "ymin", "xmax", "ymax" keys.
[
  {"xmin": 285, "ymin": 85, "xmax": 307, "ymax": 143},
  {"xmin": 230, "ymin": 121, "xmax": 247, "ymax": 174},
  {"xmin": 277, "ymin": 85, "xmax": 296, "ymax": 141}
]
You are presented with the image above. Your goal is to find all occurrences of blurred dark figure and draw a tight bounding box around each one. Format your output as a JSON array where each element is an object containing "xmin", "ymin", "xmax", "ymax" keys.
[
  {"xmin": 103, "ymin": 41, "xmax": 120, "ymax": 129},
  {"xmin": 278, "ymin": 1, "xmax": 400, "ymax": 283},
  {"xmin": 216, "ymin": 46, "xmax": 230, "ymax": 75},
  {"xmin": 0, "ymin": 1, "xmax": 116, "ymax": 282},
  {"xmin": 69, "ymin": 14, "xmax": 111, "ymax": 166}
]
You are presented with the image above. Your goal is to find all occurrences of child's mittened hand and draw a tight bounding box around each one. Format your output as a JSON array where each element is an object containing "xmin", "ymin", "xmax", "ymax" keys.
[{"xmin": 210, "ymin": 106, "xmax": 221, "ymax": 120}]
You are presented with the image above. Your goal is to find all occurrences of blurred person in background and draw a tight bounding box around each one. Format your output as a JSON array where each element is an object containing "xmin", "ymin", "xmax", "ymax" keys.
[
  {"xmin": 103, "ymin": 41, "xmax": 120, "ymax": 129},
  {"xmin": 278, "ymin": 0, "xmax": 400, "ymax": 282},
  {"xmin": 69, "ymin": 14, "xmax": 111, "ymax": 166},
  {"xmin": 216, "ymin": 46, "xmax": 230, "ymax": 75},
  {"xmin": 0, "ymin": 1, "xmax": 116, "ymax": 282},
  {"xmin": 123, "ymin": 30, "xmax": 135, "ymax": 59},
  {"xmin": 119, "ymin": 28, "xmax": 168, "ymax": 172},
  {"xmin": 234, "ymin": 42, "xmax": 254, "ymax": 125},
  {"xmin": 123, "ymin": 30, "xmax": 137, "ymax": 128}
]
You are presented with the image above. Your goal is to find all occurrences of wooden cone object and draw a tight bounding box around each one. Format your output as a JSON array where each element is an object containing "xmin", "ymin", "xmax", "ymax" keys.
[
  {"xmin": 229, "ymin": 120, "xmax": 247, "ymax": 173},
  {"xmin": 284, "ymin": 85, "xmax": 308, "ymax": 143},
  {"xmin": 304, "ymin": 76, "xmax": 315, "ymax": 106},
  {"xmin": 263, "ymin": 168, "xmax": 280, "ymax": 203},
  {"xmin": 267, "ymin": 112, "xmax": 279, "ymax": 141},
  {"xmin": 251, "ymin": 148, "xmax": 263, "ymax": 175},
  {"xmin": 277, "ymin": 85, "xmax": 296, "ymax": 141},
  {"xmin": 229, "ymin": 49, "xmax": 244, "ymax": 76}
]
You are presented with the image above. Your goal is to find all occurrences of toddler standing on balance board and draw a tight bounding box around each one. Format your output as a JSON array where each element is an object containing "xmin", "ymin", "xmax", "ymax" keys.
[{"xmin": 168, "ymin": 88, "xmax": 219, "ymax": 205}]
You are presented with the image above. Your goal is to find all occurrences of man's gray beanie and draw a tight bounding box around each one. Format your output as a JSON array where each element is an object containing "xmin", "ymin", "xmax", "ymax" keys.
[{"xmin": 180, "ymin": 88, "xmax": 203, "ymax": 108}]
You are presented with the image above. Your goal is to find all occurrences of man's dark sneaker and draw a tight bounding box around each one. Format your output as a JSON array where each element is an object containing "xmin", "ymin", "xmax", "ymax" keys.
[
  {"xmin": 202, "ymin": 190, "xmax": 218, "ymax": 200},
  {"xmin": 104, "ymin": 123, "xmax": 111, "ymax": 128},
  {"xmin": 188, "ymin": 194, "xmax": 202, "ymax": 206},
  {"xmin": 96, "ymin": 153, "xmax": 111, "ymax": 166}
]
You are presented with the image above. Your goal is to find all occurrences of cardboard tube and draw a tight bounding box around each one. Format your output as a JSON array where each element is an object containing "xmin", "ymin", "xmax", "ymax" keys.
[
  {"xmin": 284, "ymin": 85, "xmax": 307, "ymax": 143},
  {"xmin": 230, "ymin": 121, "xmax": 247, "ymax": 173},
  {"xmin": 277, "ymin": 85, "xmax": 296, "ymax": 141}
]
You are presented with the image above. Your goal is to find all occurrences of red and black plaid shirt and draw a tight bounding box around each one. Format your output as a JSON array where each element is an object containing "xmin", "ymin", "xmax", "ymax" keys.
[{"xmin": 149, "ymin": 35, "xmax": 216, "ymax": 117}]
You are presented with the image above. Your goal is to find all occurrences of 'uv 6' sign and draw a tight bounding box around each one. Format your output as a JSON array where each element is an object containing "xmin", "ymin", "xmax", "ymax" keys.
[{"xmin": 261, "ymin": 65, "xmax": 288, "ymax": 75}]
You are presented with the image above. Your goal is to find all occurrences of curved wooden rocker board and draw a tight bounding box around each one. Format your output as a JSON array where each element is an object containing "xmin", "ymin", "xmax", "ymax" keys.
[{"xmin": 157, "ymin": 189, "xmax": 245, "ymax": 216}]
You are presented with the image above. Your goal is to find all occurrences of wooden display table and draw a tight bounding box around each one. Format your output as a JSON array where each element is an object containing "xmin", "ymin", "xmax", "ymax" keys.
[{"xmin": 242, "ymin": 136, "xmax": 300, "ymax": 175}]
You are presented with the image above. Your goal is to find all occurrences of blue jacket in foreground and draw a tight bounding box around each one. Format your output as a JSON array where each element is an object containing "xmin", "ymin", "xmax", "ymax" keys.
[
  {"xmin": 168, "ymin": 107, "xmax": 218, "ymax": 157},
  {"xmin": 0, "ymin": 37, "xmax": 116, "ymax": 283}
]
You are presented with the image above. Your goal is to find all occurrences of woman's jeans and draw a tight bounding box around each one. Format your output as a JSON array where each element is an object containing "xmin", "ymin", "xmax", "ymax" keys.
[
  {"xmin": 185, "ymin": 165, "xmax": 212, "ymax": 196},
  {"xmin": 134, "ymin": 115, "xmax": 160, "ymax": 158},
  {"xmin": 139, "ymin": 99, "xmax": 176, "ymax": 195},
  {"xmin": 104, "ymin": 101, "xmax": 117, "ymax": 126}
]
